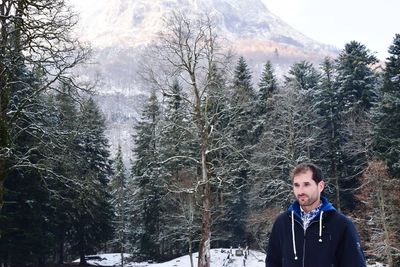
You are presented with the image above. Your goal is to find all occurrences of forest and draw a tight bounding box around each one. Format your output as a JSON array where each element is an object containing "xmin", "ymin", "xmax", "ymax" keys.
[{"xmin": 0, "ymin": 1, "xmax": 399, "ymax": 267}]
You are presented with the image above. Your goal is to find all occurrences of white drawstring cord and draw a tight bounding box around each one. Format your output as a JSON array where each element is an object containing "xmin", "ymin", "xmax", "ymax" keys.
[
  {"xmin": 319, "ymin": 211, "xmax": 324, "ymax": 242},
  {"xmin": 291, "ymin": 211, "xmax": 298, "ymax": 260}
]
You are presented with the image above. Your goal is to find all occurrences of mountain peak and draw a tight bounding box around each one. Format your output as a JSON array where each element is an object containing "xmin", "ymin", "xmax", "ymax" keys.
[{"xmin": 70, "ymin": 0, "xmax": 333, "ymax": 55}]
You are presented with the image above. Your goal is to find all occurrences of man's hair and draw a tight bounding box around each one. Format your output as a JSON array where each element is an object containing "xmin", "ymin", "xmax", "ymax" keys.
[{"xmin": 290, "ymin": 163, "xmax": 323, "ymax": 184}]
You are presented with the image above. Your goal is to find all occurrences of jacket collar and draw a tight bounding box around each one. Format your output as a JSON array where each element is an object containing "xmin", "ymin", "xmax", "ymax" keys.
[{"xmin": 288, "ymin": 196, "xmax": 336, "ymax": 219}]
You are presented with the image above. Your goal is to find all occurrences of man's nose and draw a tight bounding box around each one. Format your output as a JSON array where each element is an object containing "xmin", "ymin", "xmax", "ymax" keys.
[{"xmin": 297, "ymin": 186, "xmax": 306, "ymax": 194}]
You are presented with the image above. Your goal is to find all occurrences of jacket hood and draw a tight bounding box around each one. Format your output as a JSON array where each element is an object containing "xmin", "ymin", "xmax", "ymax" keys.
[{"xmin": 288, "ymin": 196, "xmax": 336, "ymax": 218}]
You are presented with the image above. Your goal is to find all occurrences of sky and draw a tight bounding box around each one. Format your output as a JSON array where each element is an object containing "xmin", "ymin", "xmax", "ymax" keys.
[{"xmin": 263, "ymin": 0, "xmax": 400, "ymax": 60}]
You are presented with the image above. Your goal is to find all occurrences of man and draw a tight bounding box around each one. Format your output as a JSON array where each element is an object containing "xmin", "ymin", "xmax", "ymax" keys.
[{"xmin": 265, "ymin": 163, "xmax": 366, "ymax": 267}]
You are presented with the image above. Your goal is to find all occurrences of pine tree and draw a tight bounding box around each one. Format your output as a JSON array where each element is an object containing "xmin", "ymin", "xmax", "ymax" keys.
[
  {"xmin": 373, "ymin": 34, "xmax": 400, "ymax": 178},
  {"xmin": 0, "ymin": 0, "xmax": 90, "ymax": 214},
  {"xmin": 251, "ymin": 61, "xmax": 322, "ymax": 212},
  {"xmin": 130, "ymin": 91, "xmax": 164, "ymax": 260},
  {"xmin": 224, "ymin": 56, "xmax": 256, "ymax": 246},
  {"xmin": 337, "ymin": 41, "xmax": 378, "ymax": 113},
  {"xmin": 284, "ymin": 60, "xmax": 320, "ymax": 91},
  {"xmin": 244, "ymin": 61, "xmax": 279, "ymax": 250},
  {"xmin": 232, "ymin": 56, "xmax": 255, "ymax": 105},
  {"xmin": 110, "ymin": 145, "xmax": 129, "ymax": 266},
  {"xmin": 0, "ymin": 69, "xmax": 56, "ymax": 266},
  {"xmin": 334, "ymin": 41, "xmax": 378, "ymax": 211},
  {"xmin": 203, "ymin": 63, "xmax": 233, "ymax": 249},
  {"xmin": 159, "ymin": 80, "xmax": 200, "ymax": 257},
  {"xmin": 70, "ymin": 98, "xmax": 114, "ymax": 264},
  {"xmin": 49, "ymin": 84, "xmax": 82, "ymax": 264},
  {"xmin": 251, "ymin": 61, "xmax": 279, "ymax": 145},
  {"xmin": 313, "ymin": 58, "xmax": 344, "ymax": 207},
  {"xmin": 257, "ymin": 61, "xmax": 278, "ymax": 115}
]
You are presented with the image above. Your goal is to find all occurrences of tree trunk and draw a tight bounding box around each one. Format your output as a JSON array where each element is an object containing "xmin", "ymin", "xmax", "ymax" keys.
[
  {"xmin": 0, "ymin": 0, "xmax": 9, "ymax": 219},
  {"xmin": 330, "ymin": 112, "xmax": 341, "ymax": 212},
  {"xmin": 57, "ymin": 231, "xmax": 65, "ymax": 265},
  {"xmin": 189, "ymin": 230, "xmax": 194, "ymax": 267},
  {"xmin": 79, "ymin": 252, "xmax": 87, "ymax": 266},
  {"xmin": 198, "ymin": 146, "xmax": 211, "ymax": 267},
  {"xmin": 333, "ymin": 164, "xmax": 341, "ymax": 212},
  {"xmin": 79, "ymin": 234, "xmax": 87, "ymax": 266},
  {"xmin": 377, "ymin": 179, "xmax": 393, "ymax": 267}
]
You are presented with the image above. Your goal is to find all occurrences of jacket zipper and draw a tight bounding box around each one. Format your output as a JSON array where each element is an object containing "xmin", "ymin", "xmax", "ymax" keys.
[{"xmin": 293, "ymin": 216, "xmax": 323, "ymax": 267}]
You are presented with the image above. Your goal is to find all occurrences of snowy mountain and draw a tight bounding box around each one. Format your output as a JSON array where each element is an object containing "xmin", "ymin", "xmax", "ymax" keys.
[
  {"xmin": 71, "ymin": 0, "xmax": 335, "ymax": 60},
  {"xmin": 68, "ymin": 0, "xmax": 338, "ymax": 164}
]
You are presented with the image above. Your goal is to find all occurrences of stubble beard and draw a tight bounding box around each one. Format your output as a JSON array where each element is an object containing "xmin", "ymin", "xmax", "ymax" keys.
[{"xmin": 298, "ymin": 195, "xmax": 319, "ymax": 211}]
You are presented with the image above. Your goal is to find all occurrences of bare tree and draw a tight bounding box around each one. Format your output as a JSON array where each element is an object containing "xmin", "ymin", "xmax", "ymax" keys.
[
  {"xmin": 141, "ymin": 11, "xmax": 232, "ymax": 267},
  {"xmin": 246, "ymin": 207, "xmax": 281, "ymax": 252},
  {"xmin": 354, "ymin": 161, "xmax": 400, "ymax": 267}
]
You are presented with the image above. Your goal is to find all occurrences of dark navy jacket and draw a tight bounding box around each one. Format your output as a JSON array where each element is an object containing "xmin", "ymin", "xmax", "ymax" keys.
[{"xmin": 265, "ymin": 197, "xmax": 366, "ymax": 267}]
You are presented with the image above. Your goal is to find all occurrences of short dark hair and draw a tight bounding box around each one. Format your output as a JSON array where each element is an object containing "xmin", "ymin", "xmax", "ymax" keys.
[{"xmin": 290, "ymin": 163, "xmax": 323, "ymax": 184}]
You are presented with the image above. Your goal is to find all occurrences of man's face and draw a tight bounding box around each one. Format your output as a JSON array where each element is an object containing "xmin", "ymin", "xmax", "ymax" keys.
[{"xmin": 293, "ymin": 169, "xmax": 324, "ymax": 212}]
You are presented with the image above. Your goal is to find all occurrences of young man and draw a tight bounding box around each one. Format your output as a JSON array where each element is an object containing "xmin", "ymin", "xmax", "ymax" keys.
[{"xmin": 265, "ymin": 163, "xmax": 366, "ymax": 267}]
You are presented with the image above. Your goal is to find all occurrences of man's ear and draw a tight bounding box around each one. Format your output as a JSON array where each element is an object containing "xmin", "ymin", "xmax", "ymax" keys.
[{"xmin": 318, "ymin": 180, "xmax": 325, "ymax": 193}]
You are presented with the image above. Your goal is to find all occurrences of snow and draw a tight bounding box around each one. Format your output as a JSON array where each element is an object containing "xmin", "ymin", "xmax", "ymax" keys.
[
  {"xmin": 73, "ymin": 249, "xmax": 386, "ymax": 267},
  {"xmin": 73, "ymin": 248, "xmax": 265, "ymax": 267}
]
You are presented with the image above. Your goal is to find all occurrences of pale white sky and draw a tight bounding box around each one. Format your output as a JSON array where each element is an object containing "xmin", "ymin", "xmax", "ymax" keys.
[{"xmin": 263, "ymin": 0, "xmax": 400, "ymax": 60}]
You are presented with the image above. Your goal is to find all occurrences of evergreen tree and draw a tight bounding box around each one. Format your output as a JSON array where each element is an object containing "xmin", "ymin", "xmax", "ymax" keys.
[
  {"xmin": 0, "ymin": 68, "xmax": 56, "ymax": 266},
  {"xmin": 286, "ymin": 61, "xmax": 321, "ymax": 160},
  {"xmin": 232, "ymin": 56, "xmax": 255, "ymax": 105},
  {"xmin": 70, "ymin": 98, "xmax": 114, "ymax": 264},
  {"xmin": 0, "ymin": 0, "xmax": 90, "ymax": 213},
  {"xmin": 252, "ymin": 85, "xmax": 316, "ymax": 210},
  {"xmin": 257, "ymin": 60, "xmax": 278, "ymax": 115},
  {"xmin": 130, "ymin": 91, "xmax": 164, "ymax": 260},
  {"xmin": 373, "ymin": 34, "xmax": 400, "ymax": 177},
  {"xmin": 313, "ymin": 58, "xmax": 344, "ymax": 207},
  {"xmin": 49, "ymin": 84, "xmax": 82, "ymax": 264},
  {"xmin": 284, "ymin": 60, "xmax": 320, "ymax": 91},
  {"xmin": 337, "ymin": 41, "xmax": 378, "ymax": 113},
  {"xmin": 244, "ymin": 61, "xmax": 279, "ymax": 249},
  {"xmin": 334, "ymin": 41, "xmax": 378, "ymax": 211},
  {"xmin": 158, "ymin": 80, "xmax": 200, "ymax": 261},
  {"xmin": 252, "ymin": 61, "xmax": 279, "ymax": 145},
  {"xmin": 225, "ymin": 56, "xmax": 256, "ymax": 246},
  {"xmin": 110, "ymin": 145, "xmax": 129, "ymax": 266},
  {"xmin": 203, "ymin": 64, "xmax": 235, "ymax": 248},
  {"xmin": 251, "ymin": 61, "xmax": 321, "ymax": 216}
]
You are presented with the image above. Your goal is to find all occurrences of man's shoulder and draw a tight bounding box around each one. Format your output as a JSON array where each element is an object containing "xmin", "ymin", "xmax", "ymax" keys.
[
  {"xmin": 325, "ymin": 210, "xmax": 356, "ymax": 228},
  {"xmin": 273, "ymin": 211, "xmax": 290, "ymax": 224}
]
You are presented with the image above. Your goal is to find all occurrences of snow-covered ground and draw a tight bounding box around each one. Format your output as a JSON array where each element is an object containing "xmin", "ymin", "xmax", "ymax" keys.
[
  {"xmin": 73, "ymin": 249, "xmax": 263, "ymax": 267},
  {"xmin": 73, "ymin": 248, "xmax": 386, "ymax": 267}
]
